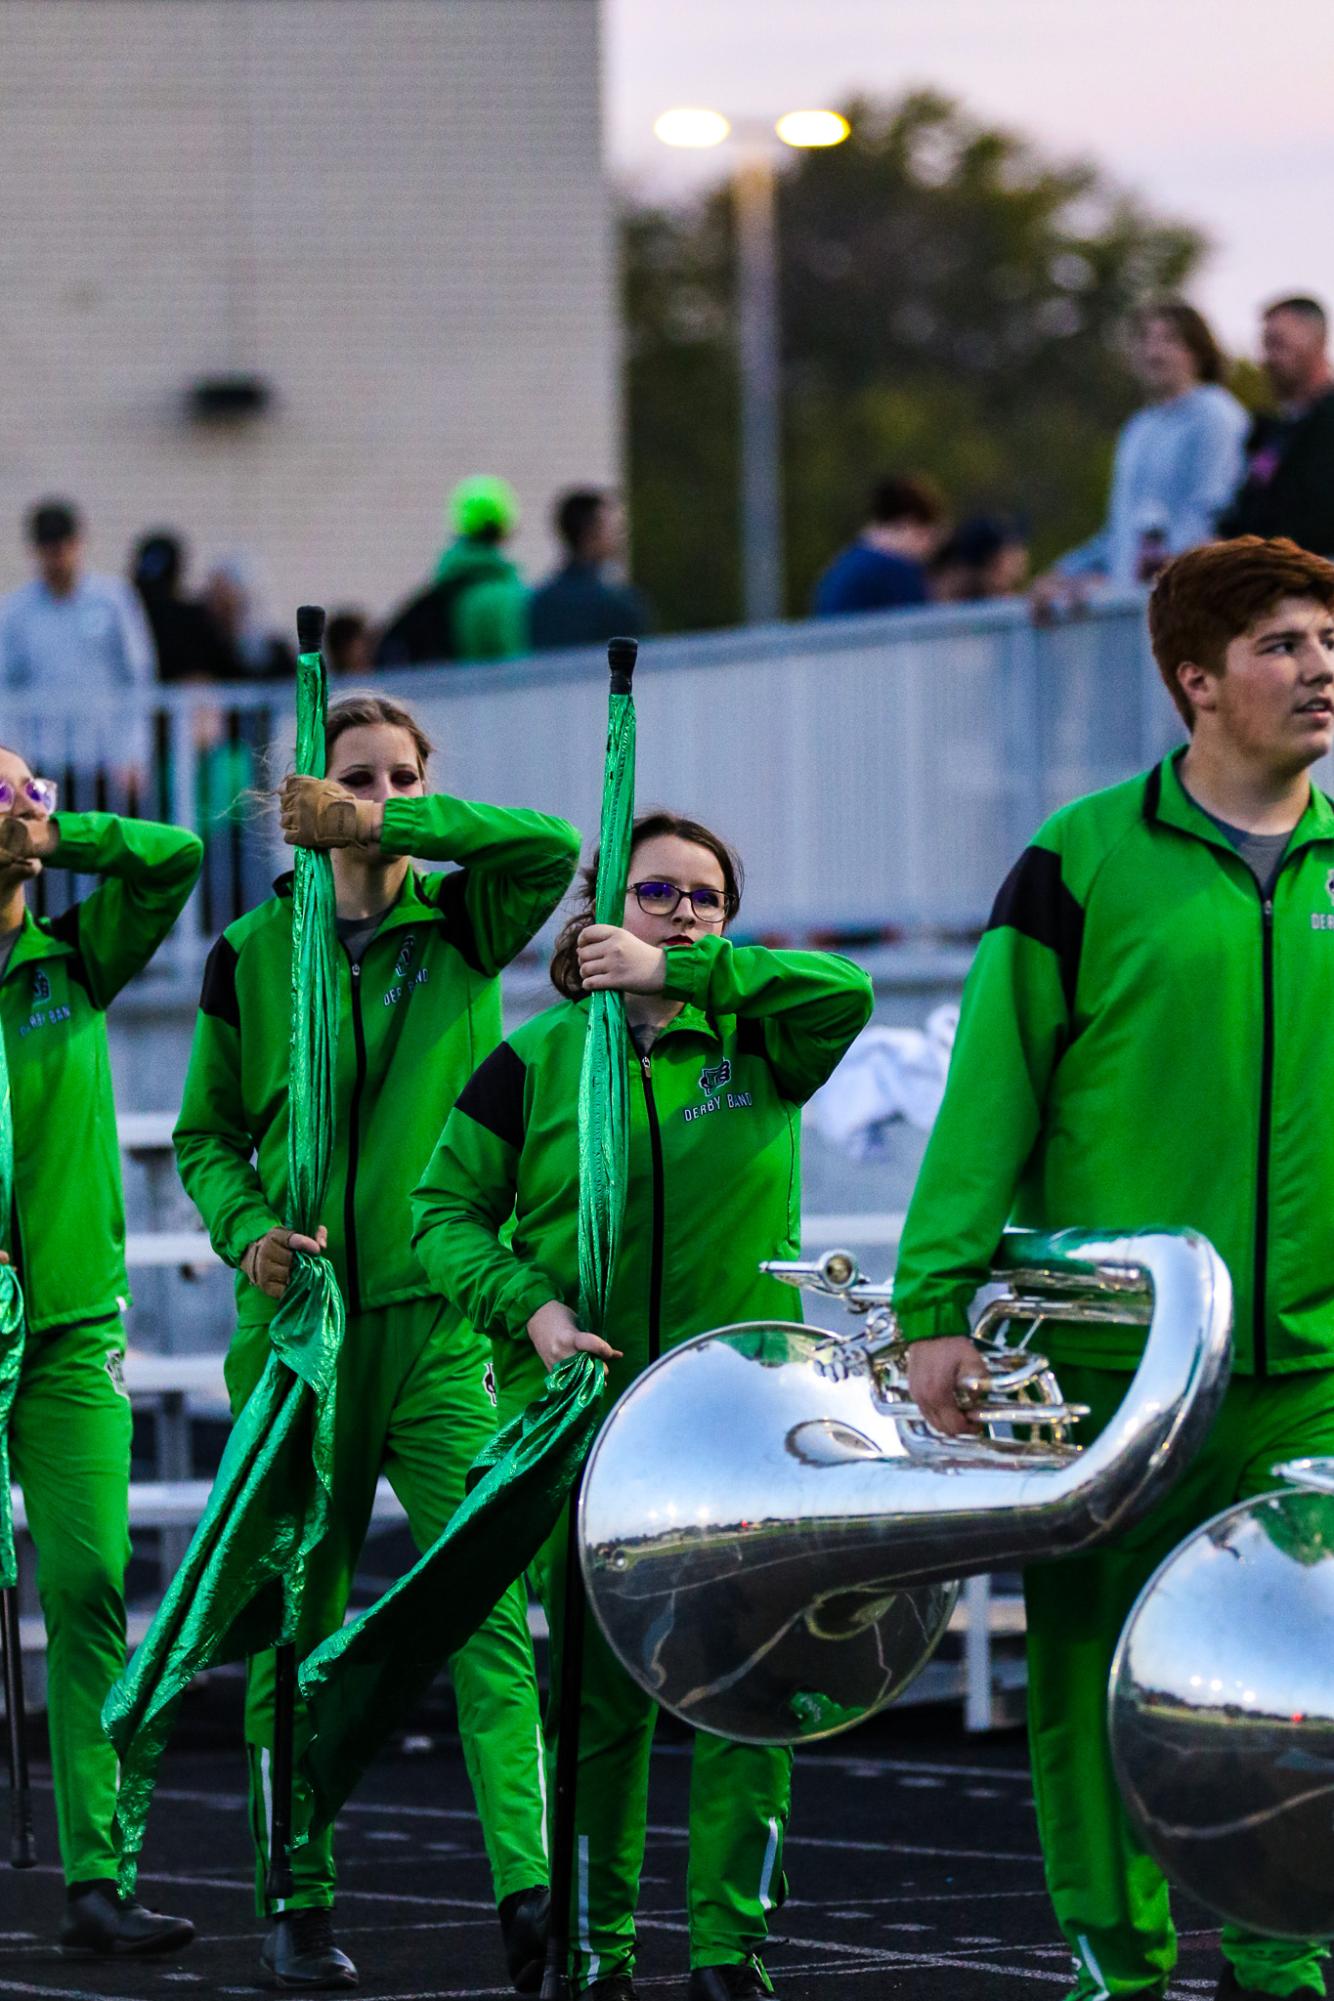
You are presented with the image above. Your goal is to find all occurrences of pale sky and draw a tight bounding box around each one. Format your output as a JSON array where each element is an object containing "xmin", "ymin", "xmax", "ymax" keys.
[{"xmin": 605, "ymin": 0, "xmax": 1334, "ymax": 353}]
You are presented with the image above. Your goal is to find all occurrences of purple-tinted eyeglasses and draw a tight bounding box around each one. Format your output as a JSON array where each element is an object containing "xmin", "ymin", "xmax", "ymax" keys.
[
  {"xmin": 631, "ymin": 879, "xmax": 732, "ymax": 922},
  {"xmin": 0, "ymin": 778, "xmax": 57, "ymax": 815}
]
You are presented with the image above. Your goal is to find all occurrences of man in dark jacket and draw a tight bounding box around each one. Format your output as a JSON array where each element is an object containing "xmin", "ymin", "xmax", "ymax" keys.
[
  {"xmin": 1221, "ymin": 297, "xmax": 1334, "ymax": 555},
  {"xmin": 528, "ymin": 490, "xmax": 650, "ymax": 651}
]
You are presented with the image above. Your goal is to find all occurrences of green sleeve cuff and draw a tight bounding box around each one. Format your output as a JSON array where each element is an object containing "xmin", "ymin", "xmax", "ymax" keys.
[
  {"xmin": 894, "ymin": 1297, "xmax": 978, "ymax": 1344},
  {"xmin": 499, "ymin": 1268, "xmax": 569, "ymax": 1342},
  {"xmin": 660, "ymin": 940, "xmax": 714, "ymax": 1004},
  {"xmin": 48, "ymin": 810, "xmax": 116, "ymax": 870},
  {"xmin": 220, "ymin": 1206, "xmax": 285, "ymax": 1269},
  {"xmin": 379, "ymin": 796, "xmax": 436, "ymax": 857}
]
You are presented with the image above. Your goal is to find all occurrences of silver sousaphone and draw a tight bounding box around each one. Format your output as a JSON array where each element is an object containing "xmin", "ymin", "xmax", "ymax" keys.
[
  {"xmin": 1110, "ymin": 1455, "xmax": 1334, "ymax": 1939},
  {"xmin": 579, "ymin": 1228, "xmax": 1233, "ymax": 1743}
]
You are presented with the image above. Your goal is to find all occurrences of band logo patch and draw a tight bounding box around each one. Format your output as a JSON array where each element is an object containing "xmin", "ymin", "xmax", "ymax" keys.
[
  {"xmin": 394, "ymin": 933, "xmax": 418, "ymax": 980},
  {"xmin": 698, "ymin": 1059, "xmax": 732, "ymax": 1096},
  {"xmin": 106, "ymin": 1350, "xmax": 129, "ymax": 1400},
  {"xmin": 482, "ymin": 1357, "xmax": 497, "ymax": 1408},
  {"xmin": 31, "ymin": 969, "xmax": 50, "ymax": 1004},
  {"xmin": 1313, "ymin": 874, "xmax": 1334, "ymax": 928}
]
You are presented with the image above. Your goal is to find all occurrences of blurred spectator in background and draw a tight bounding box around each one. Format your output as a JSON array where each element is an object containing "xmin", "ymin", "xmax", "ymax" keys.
[
  {"xmin": 1038, "ymin": 300, "xmax": 1247, "ymax": 599},
  {"xmin": 132, "ymin": 529, "xmax": 238, "ymax": 683},
  {"xmin": 375, "ymin": 476, "xmax": 528, "ymax": 666},
  {"xmin": 930, "ymin": 515, "xmax": 1031, "ymax": 602},
  {"xmin": 325, "ymin": 609, "xmax": 374, "ymax": 678},
  {"xmin": 529, "ymin": 488, "xmax": 650, "ymax": 650},
  {"xmin": 202, "ymin": 554, "xmax": 296, "ymax": 680},
  {"xmin": 812, "ymin": 475, "xmax": 949, "ymax": 616},
  {"xmin": 0, "ymin": 498, "xmax": 156, "ymax": 700},
  {"xmin": 1220, "ymin": 296, "xmax": 1334, "ymax": 555}
]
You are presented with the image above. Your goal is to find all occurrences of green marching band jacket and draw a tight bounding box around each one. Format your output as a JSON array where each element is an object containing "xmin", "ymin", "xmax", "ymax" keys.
[
  {"xmin": 893, "ymin": 748, "xmax": 1334, "ymax": 1375},
  {"xmin": 409, "ymin": 935, "xmax": 875, "ymax": 1398},
  {"xmin": 173, "ymin": 794, "xmax": 580, "ymax": 1328},
  {"xmin": 3, "ymin": 812, "xmax": 203, "ymax": 1331}
]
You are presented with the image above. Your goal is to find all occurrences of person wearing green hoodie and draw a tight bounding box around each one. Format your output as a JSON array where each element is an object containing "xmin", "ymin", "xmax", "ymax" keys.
[
  {"xmin": 374, "ymin": 475, "xmax": 529, "ymax": 666},
  {"xmin": 173, "ymin": 691, "xmax": 580, "ymax": 1992},
  {"xmin": 894, "ymin": 535, "xmax": 1334, "ymax": 2001},
  {"xmin": 410, "ymin": 810, "xmax": 874, "ymax": 2001},
  {"xmin": 0, "ymin": 750, "xmax": 201, "ymax": 1958}
]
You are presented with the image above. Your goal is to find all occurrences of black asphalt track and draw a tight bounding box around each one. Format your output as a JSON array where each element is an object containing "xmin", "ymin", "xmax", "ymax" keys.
[{"xmin": 0, "ymin": 1677, "xmax": 1226, "ymax": 2001}]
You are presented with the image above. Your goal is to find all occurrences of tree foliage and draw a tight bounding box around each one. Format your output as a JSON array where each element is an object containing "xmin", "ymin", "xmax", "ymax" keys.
[{"xmin": 623, "ymin": 90, "xmax": 1209, "ymax": 631}]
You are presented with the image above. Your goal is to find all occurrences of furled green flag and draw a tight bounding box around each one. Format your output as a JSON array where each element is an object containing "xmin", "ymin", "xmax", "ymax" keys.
[
  {"xmin": 0, "ymin": 989, "xmax": 27, "ymax": 1592},
  {"xmin": 104, "ymin": 620, "xmax": 345, "ymax": 1895},
  {"xmin": 294, "ymin": 638, "xmax": 640, "ymax": 1836},
  {"xmin": 576, "ymin": 639, "xmax": 637, "ymax": 1335}
]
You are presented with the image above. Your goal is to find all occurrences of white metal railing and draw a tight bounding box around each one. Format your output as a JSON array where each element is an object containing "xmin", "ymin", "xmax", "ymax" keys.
[{"xmin": 3, "ymin": 592, "xmax": 1230, "ymax": 968}]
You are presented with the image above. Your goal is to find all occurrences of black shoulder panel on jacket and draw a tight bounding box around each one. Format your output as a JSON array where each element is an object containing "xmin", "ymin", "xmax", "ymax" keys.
[
  {"xmin": 985, "ymin": 845, "xmax": 1084, "ymax": 1011},
  {"xmin": 455, "ymin": 1040, "xmax": 527, "ymax": 1152},
  {"xmin": 1142, "ymin": 765, "xmax": 1162, "ymax": 820},
  {"xmin": 432, "ymin": 869, "xmax": 485, "ymax": 975},
  {"xmin": 199, "ymin": 935, "xmax": 241, "ymax": 1029},
  {"xmin": 46, "ymin": 904, "xmax": 91, "ymax": 993}
]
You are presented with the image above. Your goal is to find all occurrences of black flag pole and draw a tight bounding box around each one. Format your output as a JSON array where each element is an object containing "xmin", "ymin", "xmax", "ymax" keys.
[
  {"xmin": 264, "ymin": 600, "xmax": 327, "ymax": 1909},
  {"xmin": 541, "ymin": 634, "xmax": 639, "ymax": 2001},
  {"xmin": 0, "ymin": 1582, "xmax": 33, "ymax": 1868}
]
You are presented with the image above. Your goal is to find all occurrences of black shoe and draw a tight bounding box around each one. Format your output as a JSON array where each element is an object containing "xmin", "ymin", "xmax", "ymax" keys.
[
  {"xmin": 60, "ymin": 1879, "xmax": 195, "ymax": 1957},
  {"xmin": 1215, "ymin": 1970, "xmax": 1323, "ymax": 2001},
  {"xmin": 581, "ymin": 1980, "xmax": 638, "ymax": 1999},
  {"xmin": 261, "ymin": 1909, "xmax": 358, "ymax": 1990},
  {"xmin": 499, "ymin": 1884, "xmax": 550, "ymax": 1993},
  {"xmin": 688, "ymin": 1962, "xmax": 774, "ymax": 2000}
]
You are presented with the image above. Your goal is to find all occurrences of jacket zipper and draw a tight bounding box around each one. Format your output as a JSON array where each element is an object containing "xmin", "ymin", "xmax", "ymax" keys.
[
  {"xmin": 344, "ymin": 958, "xmax": 368, "ymax": 1315},
  {"xmin": 1252, "ymin": 889, "xmax": 1277, "ymax": 1377},
  {"xmin": 638, "ymin": 1052, "xmax": 666, "ymax": 1361}
]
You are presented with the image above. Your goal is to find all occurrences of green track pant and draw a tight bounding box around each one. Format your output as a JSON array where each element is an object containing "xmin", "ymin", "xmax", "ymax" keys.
[
  {"xmin": 541, "ymin": 1497, "xmax": 792, "ymax": 1992},
  {"xmin": 1025, "ymin": 1363, "xmax": 1334, "ymax": 2001},
  {"xmin": 228, "ymin": 1296, "xmax": 548, "ymax": 1915},
  {"xmin": 8, "ymin": 1314, "xmax": 132, "ymax": 1886}
]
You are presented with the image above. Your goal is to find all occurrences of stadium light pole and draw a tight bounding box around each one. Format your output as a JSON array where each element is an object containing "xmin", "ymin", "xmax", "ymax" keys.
[{"xmin": 654, "ymin": 107, "xmax": 851, "ymax": 627}]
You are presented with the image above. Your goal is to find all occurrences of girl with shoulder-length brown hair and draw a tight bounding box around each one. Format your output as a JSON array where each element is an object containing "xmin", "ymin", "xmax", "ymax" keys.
[
  {"xmin": 173, "ymin": 687, "xmax": 581, "ymax": 1988},
  {"xmin": 411, "ymin": 806, "xmax": 874, "ymax": 1997}
]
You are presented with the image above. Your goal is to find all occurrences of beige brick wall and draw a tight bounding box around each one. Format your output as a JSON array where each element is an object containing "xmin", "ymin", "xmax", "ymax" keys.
[{"xmin": 0, "ymin": 0, "xmax": 617, "ymax": 630}]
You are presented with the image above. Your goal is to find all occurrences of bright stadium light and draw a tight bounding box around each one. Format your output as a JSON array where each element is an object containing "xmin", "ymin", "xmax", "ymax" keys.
[
  {"xmin": 651, "ymin": 104, "xmax": 853, "ymax": 625},
  {"xmin": 774, "ymin": 109, "xmax": 851, "ymax": 149},
  {"xmin": 653, "ymin": 107, "xmax": 732, "ymax": 149}
]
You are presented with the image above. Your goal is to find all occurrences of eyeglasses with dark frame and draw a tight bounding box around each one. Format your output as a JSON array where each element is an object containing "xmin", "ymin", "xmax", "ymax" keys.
[
  {"xmin": 0, "ymin": 778, "xmax": 57, "ymax": 816},
  {"xmin": 630, "ymin": 878, "xmax": 734, "ymax": 923}
]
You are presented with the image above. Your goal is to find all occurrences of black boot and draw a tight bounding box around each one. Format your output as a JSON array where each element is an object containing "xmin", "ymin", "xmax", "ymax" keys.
[
  {"xmin": 581, "ymin": 1979, "xmax": 639, "ymax": 1999},
  {"xmin": 499, "ymin": 1884, "xmax": 550, "ymax": 1992},
  {"xmin": 688, "ymin": 1961, "xmax": 774, "ymax": 1999},
  {"xmin": 261, "ymin": 1908, "xmax": 358, "ymax": 1990},
  {"xmin": 60, "ymin": 1879, "xmax": 195, "ymax": 1957},
  {"xmin": 1215, "ymin": 1969, "xmax": 1323, "ymax": 2001}
]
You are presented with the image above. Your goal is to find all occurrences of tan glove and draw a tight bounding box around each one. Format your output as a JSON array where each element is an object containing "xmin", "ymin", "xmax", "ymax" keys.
[
  {"xmin": 279, "ymin": 775, "xmax": 379, "ymax": 850},
  {"xmin": 0, "ymin": 814, "xmax": 56, "ymax": 865},
  {"xmin": 240, "ymin": 1225, "xmax": 328, "ymax": 1299}
]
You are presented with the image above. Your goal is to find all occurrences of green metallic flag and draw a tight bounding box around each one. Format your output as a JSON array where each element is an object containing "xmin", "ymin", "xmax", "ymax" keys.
[
  {"xmin": 297, "ymin": 1356, "xmax": 604, "ymax": 1836},
  {"xmin": 104, "ymin": 634, "xmax": 346, "ymax": 1894},
  {"xmin": 0, "ymin": 981, "xmax": 27, "ymax": 1591},
  {"xmin": 292, "ymin": 639, "xmax": 640, "ymax": 1832},
  {"xmin": 576, "ymin": 649, "xmax": 636, "ymax": 1334}
]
